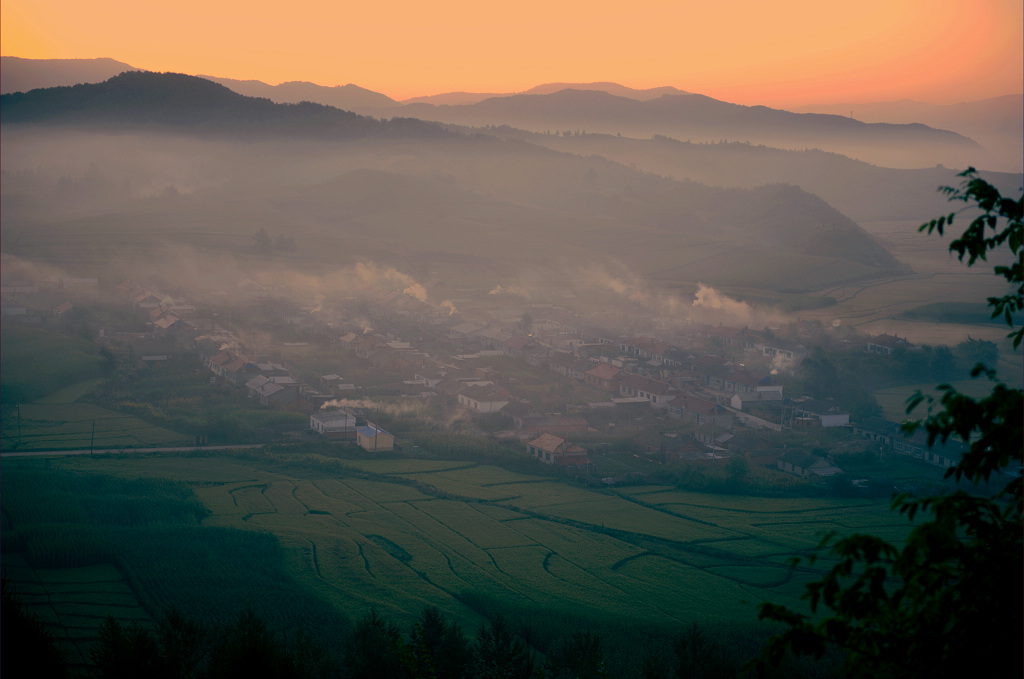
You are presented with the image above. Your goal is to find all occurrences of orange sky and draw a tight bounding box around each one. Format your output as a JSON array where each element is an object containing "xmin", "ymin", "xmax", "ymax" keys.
[{"xmin": 2, "ymin": 0, "xmax": 1021, "ymax": 106}]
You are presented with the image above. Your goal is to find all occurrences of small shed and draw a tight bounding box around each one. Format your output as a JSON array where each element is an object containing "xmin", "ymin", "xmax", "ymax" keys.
[{"xmin": 357, "ymin": 424, "xmax": 394, "ymax": 452}]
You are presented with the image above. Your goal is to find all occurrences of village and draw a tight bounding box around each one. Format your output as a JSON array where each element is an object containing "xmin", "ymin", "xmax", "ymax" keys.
[{"xmin": 1, "ymin": 270, "xmax": 969, "ymax": 489}]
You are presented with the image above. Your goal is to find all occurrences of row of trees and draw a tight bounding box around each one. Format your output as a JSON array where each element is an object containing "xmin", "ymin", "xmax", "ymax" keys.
[{"xmin": 6, "ymin": 596, "xmax": 770, "ymax": 679}]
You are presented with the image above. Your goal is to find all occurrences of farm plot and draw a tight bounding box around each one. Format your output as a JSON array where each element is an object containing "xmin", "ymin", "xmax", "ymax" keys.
[
  {"xmin": 616, "ymin": 489, "xmax": 913, "ymax": 546},
  {"xmin": 614, "ymin": 554, "xmax": 761, "ymax": 623},
  {"xmin": 421, "ymin": 464, "xmax": 546, "ymax": 486},
  {"xmin": 411, "ymin": 500, "xmax": 535, "ymax": 550},
  {"xmin": 399, "ymin": 471, "xmax": 529, "ymax": 501},
  {"xmin": 10, "ymin": 452, "xmax": 907, "ymax": 637},
  {"xmin": 337, "ymin": 459, "xmax": 471, "ymax": 475},
  {"xmin": 3, "ymin": 401, "xmax": 191, "ymax": 451},
  {"xmin": 536, "ymin": 495, "xmax": 740, "ymax": 543},
  {"xmin": 3, "ymin": 553, "xmax": 151, "ymax": 673}
]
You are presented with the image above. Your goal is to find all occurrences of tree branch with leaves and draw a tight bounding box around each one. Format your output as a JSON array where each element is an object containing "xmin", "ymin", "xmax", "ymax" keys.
[{"xmin": 756, "ymin": 169, "xmax": 1023, "ymax": 678}]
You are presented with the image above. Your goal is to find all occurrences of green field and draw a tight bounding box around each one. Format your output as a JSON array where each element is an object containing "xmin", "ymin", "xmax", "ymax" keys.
[
  {"xmin": 1, "ymin": 450, "xmax": 919, "ymax": 671},
  {"xmin": 0, "ymin": 380, "xmax": 193, "ymax": 451},
  {"xmin": 0, "ymin": 324, "xmax": 103, "ymax": 405},
  {"xmin": 0, "ymin": 324, "xmax": 194, "ymax": 451}
]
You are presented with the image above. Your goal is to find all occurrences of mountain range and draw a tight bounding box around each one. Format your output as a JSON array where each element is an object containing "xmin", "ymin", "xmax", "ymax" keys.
[
  {"xmin": 0, "ymin": 70, "xmax": 912, "ymax": 295},
  {"xmin": 4, "ymin": 57, "xmax": 1019, "ymax": 171}
]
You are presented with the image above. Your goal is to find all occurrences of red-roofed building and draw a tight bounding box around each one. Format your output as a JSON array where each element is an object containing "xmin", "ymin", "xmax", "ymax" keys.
[
  {"xmin": 526, "ymin": 433, "xmax": 590, "ymax": 467},
  {"xmin": 584, "ymin": 363, "xmax": 621, "ymax": 391}
]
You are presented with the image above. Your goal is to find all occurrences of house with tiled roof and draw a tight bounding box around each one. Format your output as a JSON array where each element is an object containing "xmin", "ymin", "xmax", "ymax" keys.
[
  {"xmin": 729, "ymin": 391, "xmax": 783, "ymax": 411},
  {"xmin": 778, "ymin": 450, "xmax": 843, "ymax": 478},
  {"xmin": 866, "ymin": 333, "xmax": 912, "ymax": 355},
  {"xmin": 852, "ymin": 417, "xmax": 901, "ymax": 447},
  {"xmin": 503, "ymin": 335, "xmax": 537, "ymax": 355},
  {"xmin": 526, "ymin": 433, "xmax": 590, "ymax": 467},
  {"xmin": 584, "ymin": 363, "xmax": 621, "ymax": 391},
  {"xmin": 724, "ymin": 369, "xmax": 781, "ymax": 396},
  {"xmin": 618, "ymin": 373, "xmax": 676, "ymax": 408},
  {"xmin": 669, "ymin": 394, "xmax": 734, "ymax": 428},
  {"xmin": 619, "ymin": 336, "xmax": 679, "ymax": 365},
  {"xmin": 457, "ymin": 384, "xmax": 510, "ymax": 413},
  {"xmin": 252, "ymin": 381, "xmax": 299, "ymax": 407},
  {"xmin": 793, "ymin": 399, "xmax": 850, "ymax": 428}
]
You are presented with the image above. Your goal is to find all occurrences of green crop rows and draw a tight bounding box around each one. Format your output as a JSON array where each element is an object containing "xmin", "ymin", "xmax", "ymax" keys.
[{"xmin": 3, "ymin": 452, "xmax": 918, "ymax": 662}]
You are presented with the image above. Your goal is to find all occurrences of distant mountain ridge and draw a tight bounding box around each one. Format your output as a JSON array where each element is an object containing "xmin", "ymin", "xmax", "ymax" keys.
[
  {"xmin": 0, "ymin": 71, "xmax": 445, "ymax": 139},
  {"xmin": 198, "ymin": 75, "xmax": 402, "ymax": 111},
  {"xmin": 0, "ymin": 70, "xmax": 907, "ymax": 292},
  {"xmin": 1, "ymin": 57, "xmax": 1012, "ymax": 169},
  {"xmin": 398, "ymin": 89, "xmax": 986, "ymax": 169},
  {"xmin": 0, "ymin": 56, "xmax": 139, "ymax": 94},
  {"xmin": 794, "ymin": 95, "xmax": 1023, "ymax": 172},
  {"xmin": 402, "ymin": 82, "xmax": 690, "ymax": 106}
]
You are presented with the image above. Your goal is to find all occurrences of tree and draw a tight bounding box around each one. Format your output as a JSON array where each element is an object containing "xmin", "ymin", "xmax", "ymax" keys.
[
  {"xmin": 2, "ymin": 579, "xmax": 68, "ymax": 679},
  {"xmin": 407, "ymin": 606, "xmax": 472, "ymax": 679},
  {"xmin": 543, "ymin": 629, "xmax": 607, "ymax": 679},
  {"xmin": 756, "ymin": 169, "xmax": 1023, "ymax": 678},
  {"xmin": 473, "ymin": 616, "xmax": 533, "ymax": 679},
  {"xmin": 90, "ymin": 617, "xmax": 162, "ymax": 679},
  {"xmin": 344, "ymin": 609, "xmax": 409, "ymax": 679}
]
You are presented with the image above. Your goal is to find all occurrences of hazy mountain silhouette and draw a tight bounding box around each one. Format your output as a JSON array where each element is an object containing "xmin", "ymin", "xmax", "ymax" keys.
[
  {"xmin": 2, "ymin": 59, "xmax": 1002, "ymax": 169},
  {"xmin": 0, "ymin": 73, "xmax": 906, "ymax": 292},
  {"xmin": 402, "ymin": 82, "xmax": 690, "ymax": 106},
  {"xmin": 0, "ymin": 56, "xmax": 140, "ymax": 94},
  {"xmin": 794, "ymin": 95, "xmax": 1023, "ymax": 172},
  {"xmin": 0, "ymin": 71, "xmax": 445, "ymax": 139},
  {"xmin": 489, "ymin": 128, "xmax": 1022, "ymax": 223},
  {"xmin": 398, "ymin": 89, "xmax": 987, "ymax": 168},
  {"xmin": 523, "ymin": 82, "xmax": 690, "ymax": 100},
  {"xmin": 199, "ymin": 75, "xmax": 402, "ymax": 112}
]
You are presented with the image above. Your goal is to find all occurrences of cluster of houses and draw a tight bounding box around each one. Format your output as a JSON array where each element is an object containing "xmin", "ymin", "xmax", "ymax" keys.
[
  {"xmin": 317, "ymin": 320, "xmax": 928, "ymax": 478},
  {"xmin": 1, "ymin": 271, "xmax": 956, "ymax": 476}
]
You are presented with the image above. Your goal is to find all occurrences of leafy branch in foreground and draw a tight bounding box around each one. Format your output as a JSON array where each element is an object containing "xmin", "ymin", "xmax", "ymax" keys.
[{"xmin": 756, "ymin": 170, "xmax": 1023, "ymax": 678}]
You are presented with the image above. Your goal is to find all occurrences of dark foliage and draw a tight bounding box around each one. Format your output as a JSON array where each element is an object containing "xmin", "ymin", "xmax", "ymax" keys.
[
  {"xmin": 1, "ymin": 579, "xmax": 69, "ymax": 679},
  {"xmin": 757, "ymin": 170, "xmax": 1023, "ymax": 677},
  {"xmin": 343, "ymin": 609, "xmax": 409, "ymax": 679},
  {"xmin": 543, "ymin": 629, "xmax": 607, "ymax": 679},
  {"xmin": 407, "ymin": 607, "xmax": 473, "ymax": 679},
  {"xmin": 473, "ymin": 616, "xmax": 533, "ymax": 679}
]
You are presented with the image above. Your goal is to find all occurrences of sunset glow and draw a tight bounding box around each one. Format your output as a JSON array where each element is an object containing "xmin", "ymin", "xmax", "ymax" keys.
[{"xmin": 2, "ymin": 0, "xmax": 1021, "ymax": 106}]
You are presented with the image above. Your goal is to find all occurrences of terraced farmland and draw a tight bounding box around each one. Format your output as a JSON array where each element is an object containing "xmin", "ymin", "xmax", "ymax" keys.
[{"xmin": 10, "ymin": 452, "xmax": 918, "ymax": 640}]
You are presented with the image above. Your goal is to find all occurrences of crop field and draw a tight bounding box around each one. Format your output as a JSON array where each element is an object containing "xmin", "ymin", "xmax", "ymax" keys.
[
  {"xmin": 1, "ymin": 400, "xmax": 192, "ymax": 451},
  {"xmin": 2, "ymin": 553, "xmax": 151, "ymax": 673},
  {"xmin": 2, "ymin": 450, "xmax": 921, "ymax": 658},
  {"xmin": 1, "ymin": 371, "xmax": 193, "ymax": 452}
]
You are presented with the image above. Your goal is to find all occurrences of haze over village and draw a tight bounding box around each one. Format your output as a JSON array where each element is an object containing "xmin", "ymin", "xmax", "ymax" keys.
[{"xmin": 1, "ymin": 1, "xmax": 1021, "ymax": 676}]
